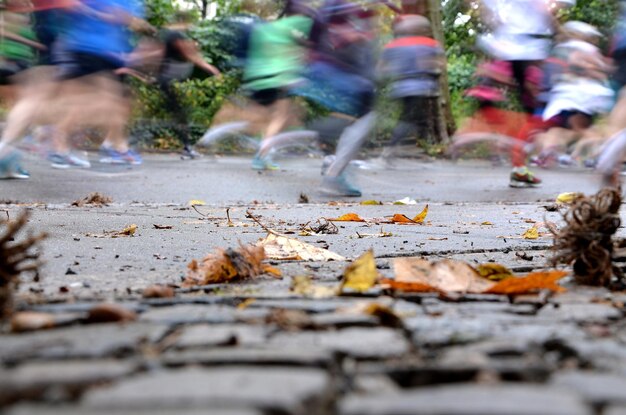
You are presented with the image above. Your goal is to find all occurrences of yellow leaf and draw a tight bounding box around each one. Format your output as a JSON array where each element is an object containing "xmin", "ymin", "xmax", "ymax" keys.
[
  {"xmin": 556, "ymin": 192, "xmax": 583, "ymax": 204},
  {"xmin": 481, "ymin": 221, "xmax": 493, "ymax": 226},
  {"xmin": 119, "ymin": 224, "xmax": 137, "ymax": 236},
  {"xmin": 412, "ymin": 204, "xmax": 429, "ymax": 224},
  {"xmin": 188, "ymin": 199, "xmax": 206, "ymax": 206},
  {"xmin": 291, "ymin": 275, "xmax": 338, "ymax": 298},
  {"xmin": 341, "ymin": 250, "xmax": 379, "ymax": 292},
  {"xmin": 476, "ymin": 263, "xmax": 514, "ymax": 281},
  {"xmin": 360, "ymin": 200, "xmax": 382, "ymax": 205},
  {"xmin": 522, "ymin": 227, "xmax": 539, "ymax": 239},
  {"xmin": 330, "ymin": 213, "xmax": 366, "ymax": 222}
]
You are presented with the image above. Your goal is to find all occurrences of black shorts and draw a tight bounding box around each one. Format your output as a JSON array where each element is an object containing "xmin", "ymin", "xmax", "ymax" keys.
[
  {"xmin": 55, "ymin": 52, "xmax": 121, "ymax": 81},
  {"xmin": 249, "ymin": 88, "xmax": 286, "ymax": 106}
]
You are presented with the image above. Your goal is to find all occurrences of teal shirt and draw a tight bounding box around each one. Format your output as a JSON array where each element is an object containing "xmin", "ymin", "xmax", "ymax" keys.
[{"xmin": 244, "ymin": 15, "xmax": 313, "ymax": 91}]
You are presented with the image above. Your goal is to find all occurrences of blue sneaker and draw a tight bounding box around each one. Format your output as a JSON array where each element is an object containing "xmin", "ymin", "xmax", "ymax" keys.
[
  {"xmin": 100, "ymin": 147, "xmax": 142, "ymax": 165},
  {"xmin": 0, "ymin": 153, "xmax": 29, "ymax": 179},
  {"xmin": 319, "ymin": 173, "xmax": 361, "ymax": 197},
  {"xmin": 251, "ymin": 153, "xmax": 279, "ymax": 170},
  {"xmin": 48, "ymin": 152, "xmax": 91, "ymax": 169}
]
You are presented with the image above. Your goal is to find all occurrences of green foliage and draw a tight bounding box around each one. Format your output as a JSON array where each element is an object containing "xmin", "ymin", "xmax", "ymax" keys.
[{"xmin": 130, "ymin": 72, "xmax": 241, "ymax": 149}]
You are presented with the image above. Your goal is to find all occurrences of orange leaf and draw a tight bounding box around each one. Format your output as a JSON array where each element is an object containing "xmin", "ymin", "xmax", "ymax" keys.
[
  {"xmin": 485, "ymin": 270, "xmax": 568, "ymax": 295},
  {"xmin": 391, "ymin": 214, "xmax": 416, "ymax": 224},
  {"xmin": 413, "ymin": 204, "xmax": 429, "ymax": 224},
  {"xmin": 329, "ymin": 213, "xmax": 366, "ymax": 222},
  {"xmin": 379, "ymin": 278, "xmax": 439, "ymax": 293}
]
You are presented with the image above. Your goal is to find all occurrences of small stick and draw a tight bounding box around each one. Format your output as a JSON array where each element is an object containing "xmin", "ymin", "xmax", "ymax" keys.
[{"xmin": 246, "ymin": 209, "xmax": 280, "ymax": 235}]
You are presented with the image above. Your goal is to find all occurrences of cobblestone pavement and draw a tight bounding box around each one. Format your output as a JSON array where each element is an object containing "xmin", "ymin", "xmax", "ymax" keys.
[{"xmin": 1, "ymin": 155, "xmax": 626, "ymax": 414}]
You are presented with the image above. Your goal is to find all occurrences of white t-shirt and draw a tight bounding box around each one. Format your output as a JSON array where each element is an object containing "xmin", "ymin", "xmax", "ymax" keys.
[{"xmin": 479, "ymin": 0, "xmax": 554, "ymax": 60}]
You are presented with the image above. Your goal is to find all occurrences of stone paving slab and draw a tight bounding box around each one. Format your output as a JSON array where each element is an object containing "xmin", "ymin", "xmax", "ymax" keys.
[
  {"xmin": 0, "ymin": 323, "xmax": 170, "ymax": 364},
  {"xmin": 81, "ymin": 366, "xmax": 333, "ymax": 414},
  {"xmin": 551, "ymin": 371, "xmax": 626, "ymax": 407},
  {"xmin": 4, "ymin": 405, "xmax": 263, "ymax": 415},
  {"xmin": 339, "ymin": 384, "xmax": 591, "ymax": 415}
]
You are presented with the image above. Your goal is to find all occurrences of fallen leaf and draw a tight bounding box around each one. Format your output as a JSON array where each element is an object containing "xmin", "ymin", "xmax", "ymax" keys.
[
  {"xmin": 259, "ymin": 233, "xmax": 345, "ymax": 261},
  {"xmin": 522, "ymin": 227, "xmax": 539, "ymax": 240},
  {"xmin": 11, "ymin": 312, "xmax": 56, "ymax": 333},
  {"xmin": 355, "ymin": 228, "xmax": 393, "ymax": 238},
  {"xmin": 185, "ymin": 243, "xmax": 269, "ymax": 286},
  {"xmin": 380, "ymin": 278, "xmax": 438, "ymax": 293},
  {"xmin": 481, "ymin": 221, "xmax": 493, "ymax": 226},
  {"xmin": 188, "ymin": 199, "xmax": 206, "ymax": 206},
  {"xmin": 328, "ymin": 213, "xmax": 366, "ymax": 222},
  {"xmin": 362, "ymin": 303, "xmax": 403, "ymax": 328},
  {"xmin": 394, "ymin": 197, "xmax": 417, "ymax": 205},
  {"xmin": 298, "ymin": 193, "xmax": 310, "ymax": 203},
  {"xmin": 142, "ymin": 284, "xmax": 175, "ymax": 298},
  {"xmin": 428, "ymin": 237, "xmax": 448, "ymax": 241},
  {"xmin": 71, "ymin": 192, "xmax": 112, "ymax": 207},
  {"xmin": 360, "ymin": 200, "xmax": 383, "ymax": 205},
  {"xmin": 391, "ymin": 214, "xmax": 416, "ymax": 224},
  {"xmin": 299, "ymin": 219, "xmax": 338, "ymax": 236},
  {"xmin": 341, "ymin": 250, "xmax": 379, "ymax": 292},
  {"xmin": 119, "ymin": 224, "xmax": 137, "ymax": 236},
  {"xmin": 86, "ymin": 303, "xmax": 137, "ymax": 323},
  {"xmin": 556, "ymin": 192, "xmax": 583, "ymax": 204},
  {"xmin": 264, "ymin": 265, "xmax": 282, "ymax": 277},
  {"xmin": 413, "ymin": 205, "xmax": 429, "ymax": 224},
  {"xmin": 291, "ymin": 275, "xmax": 337, "ymax": 298},
  {"xmin": 153, "ymin": 224, "xmax": 173, "ymax": 230},
  {"xmin": 485, "ymin": 270, "xmax": 568, "ymax": 295},
  {"xmin": 394, "ymin": 258, "xmax": 495, "ymax": 293},
  {"xmin": 476, "ymin": 263, "xmax": 514, "ymax": 281}
]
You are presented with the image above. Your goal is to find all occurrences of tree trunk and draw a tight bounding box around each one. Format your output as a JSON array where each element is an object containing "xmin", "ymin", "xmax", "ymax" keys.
[{"xmin": 426, "ymin": 0, "xmax": 454, "ymax": 142}]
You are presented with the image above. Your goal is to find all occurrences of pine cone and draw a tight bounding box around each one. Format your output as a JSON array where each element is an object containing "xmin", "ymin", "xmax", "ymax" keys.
[{"xmin": 0, "ymin": 211, "xmax": 46, "ymax": 320}]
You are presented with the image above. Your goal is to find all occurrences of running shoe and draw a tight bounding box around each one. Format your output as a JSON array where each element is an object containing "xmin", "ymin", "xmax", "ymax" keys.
[
  {"xmin": 509, "ymin": 166, "xmax": 542, "ymax": 188},
  {"xmin": 181, "ymin": 146, "xmax": 202, "ymax": 159},
  {"xmin": 319, "ymin": 173, "xmax": 362, "ymax": 197},
  {"xmin": 48, "ymin": 152, "xmax": 91, "ymax": 169},
  {"xmin": 100, "ymin": 147, "xmax": 142, "ymax": 165},
  {"xmin": 0, "ymin": 153, "xmax": 29, "ymax": 179},
  {"xmin": 251, "ymin": 153, "xmax": 279, "ymax": 170}
]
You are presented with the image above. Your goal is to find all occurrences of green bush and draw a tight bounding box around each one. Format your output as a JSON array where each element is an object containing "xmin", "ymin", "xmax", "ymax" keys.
[{"xmin": 129, "ymin": 72, "xmax": 242, "ymax": 149}]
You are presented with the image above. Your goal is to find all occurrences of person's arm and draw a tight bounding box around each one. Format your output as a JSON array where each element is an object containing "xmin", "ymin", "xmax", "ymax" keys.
[{"xmin": 174, "ymin": 38, "xmax": 221, "ymax": 77}]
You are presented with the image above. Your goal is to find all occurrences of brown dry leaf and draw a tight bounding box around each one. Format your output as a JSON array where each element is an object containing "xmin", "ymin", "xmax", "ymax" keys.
[
  {"xmin": 362, "ymin": 303, "xmax": 404, "ymax": 327},
  {"xmin": 153, "ymin": 224, "xmax": 173, "ymax": 230},
  {"xmin": 86, "ymin": 303, "xmax": 137, "ymax": 323},
  {"xmin": 341, "ymin": 250, "xmax": 379, "ymax": 293},
  {"xmin": 413, "ymin": 205, "xmax": 429, "ymax": 224},
  {"xmin": 259, "ymin": 233, "xmax": 345, "ymax": 261},
  {"xmin": 185, "ymin": 243, "xmax": 268, "ymax": 286},
  {"xmin": 428, "ymin": 237, "xmax": 448, "ymax": 241},
  {"xmin": 481, "ymin": 221, "xmax": 493, "ymax": 226},
  {"xmin": 143, "ymin": 284, "xmax": 175, "ymax": 298},
  {"xmin": 328, "ymin": 213, "xmax": 366, "ymax": 222},
  {"xmin": 485, "ymin": 270, "xmax": 568, "ymax": 295},
  {"xmin": 11, "ymin": 312, "xmax": 56, "ymax": 332},
  {"xmin": 522, "ymin": 227, "xmax": 539, "ymax": 240},
  {"xmin": 380, "ymin": 278, "xmax": 438, "ymax": 293},
  {"xmin": 476, "ymin": 263, "xmax": 514, "ymax": 281},
  {"xmin": 71, "ymin": 192, "xmax": 112, "ymax": 207},
  {"xmin": 394, "ymin": 258, "xmax": 495, "ymax": 293}
]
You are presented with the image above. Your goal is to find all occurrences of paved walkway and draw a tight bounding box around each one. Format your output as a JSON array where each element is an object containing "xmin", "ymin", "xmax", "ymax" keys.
[{"xmin": 1, "ymin": 154, "xmax": 625, "ymax": 414}]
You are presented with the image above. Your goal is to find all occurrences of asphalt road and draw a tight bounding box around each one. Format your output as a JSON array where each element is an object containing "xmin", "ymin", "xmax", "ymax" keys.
[{"xmin": 0, "ymin": 153, "xmax": 605, "ymax": 205}]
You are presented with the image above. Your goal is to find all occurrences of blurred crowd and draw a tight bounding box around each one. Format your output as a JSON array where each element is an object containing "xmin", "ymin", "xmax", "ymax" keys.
[{"xmin": 1, "ymin": 0, "xmax": 626, "ymax": 197}]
